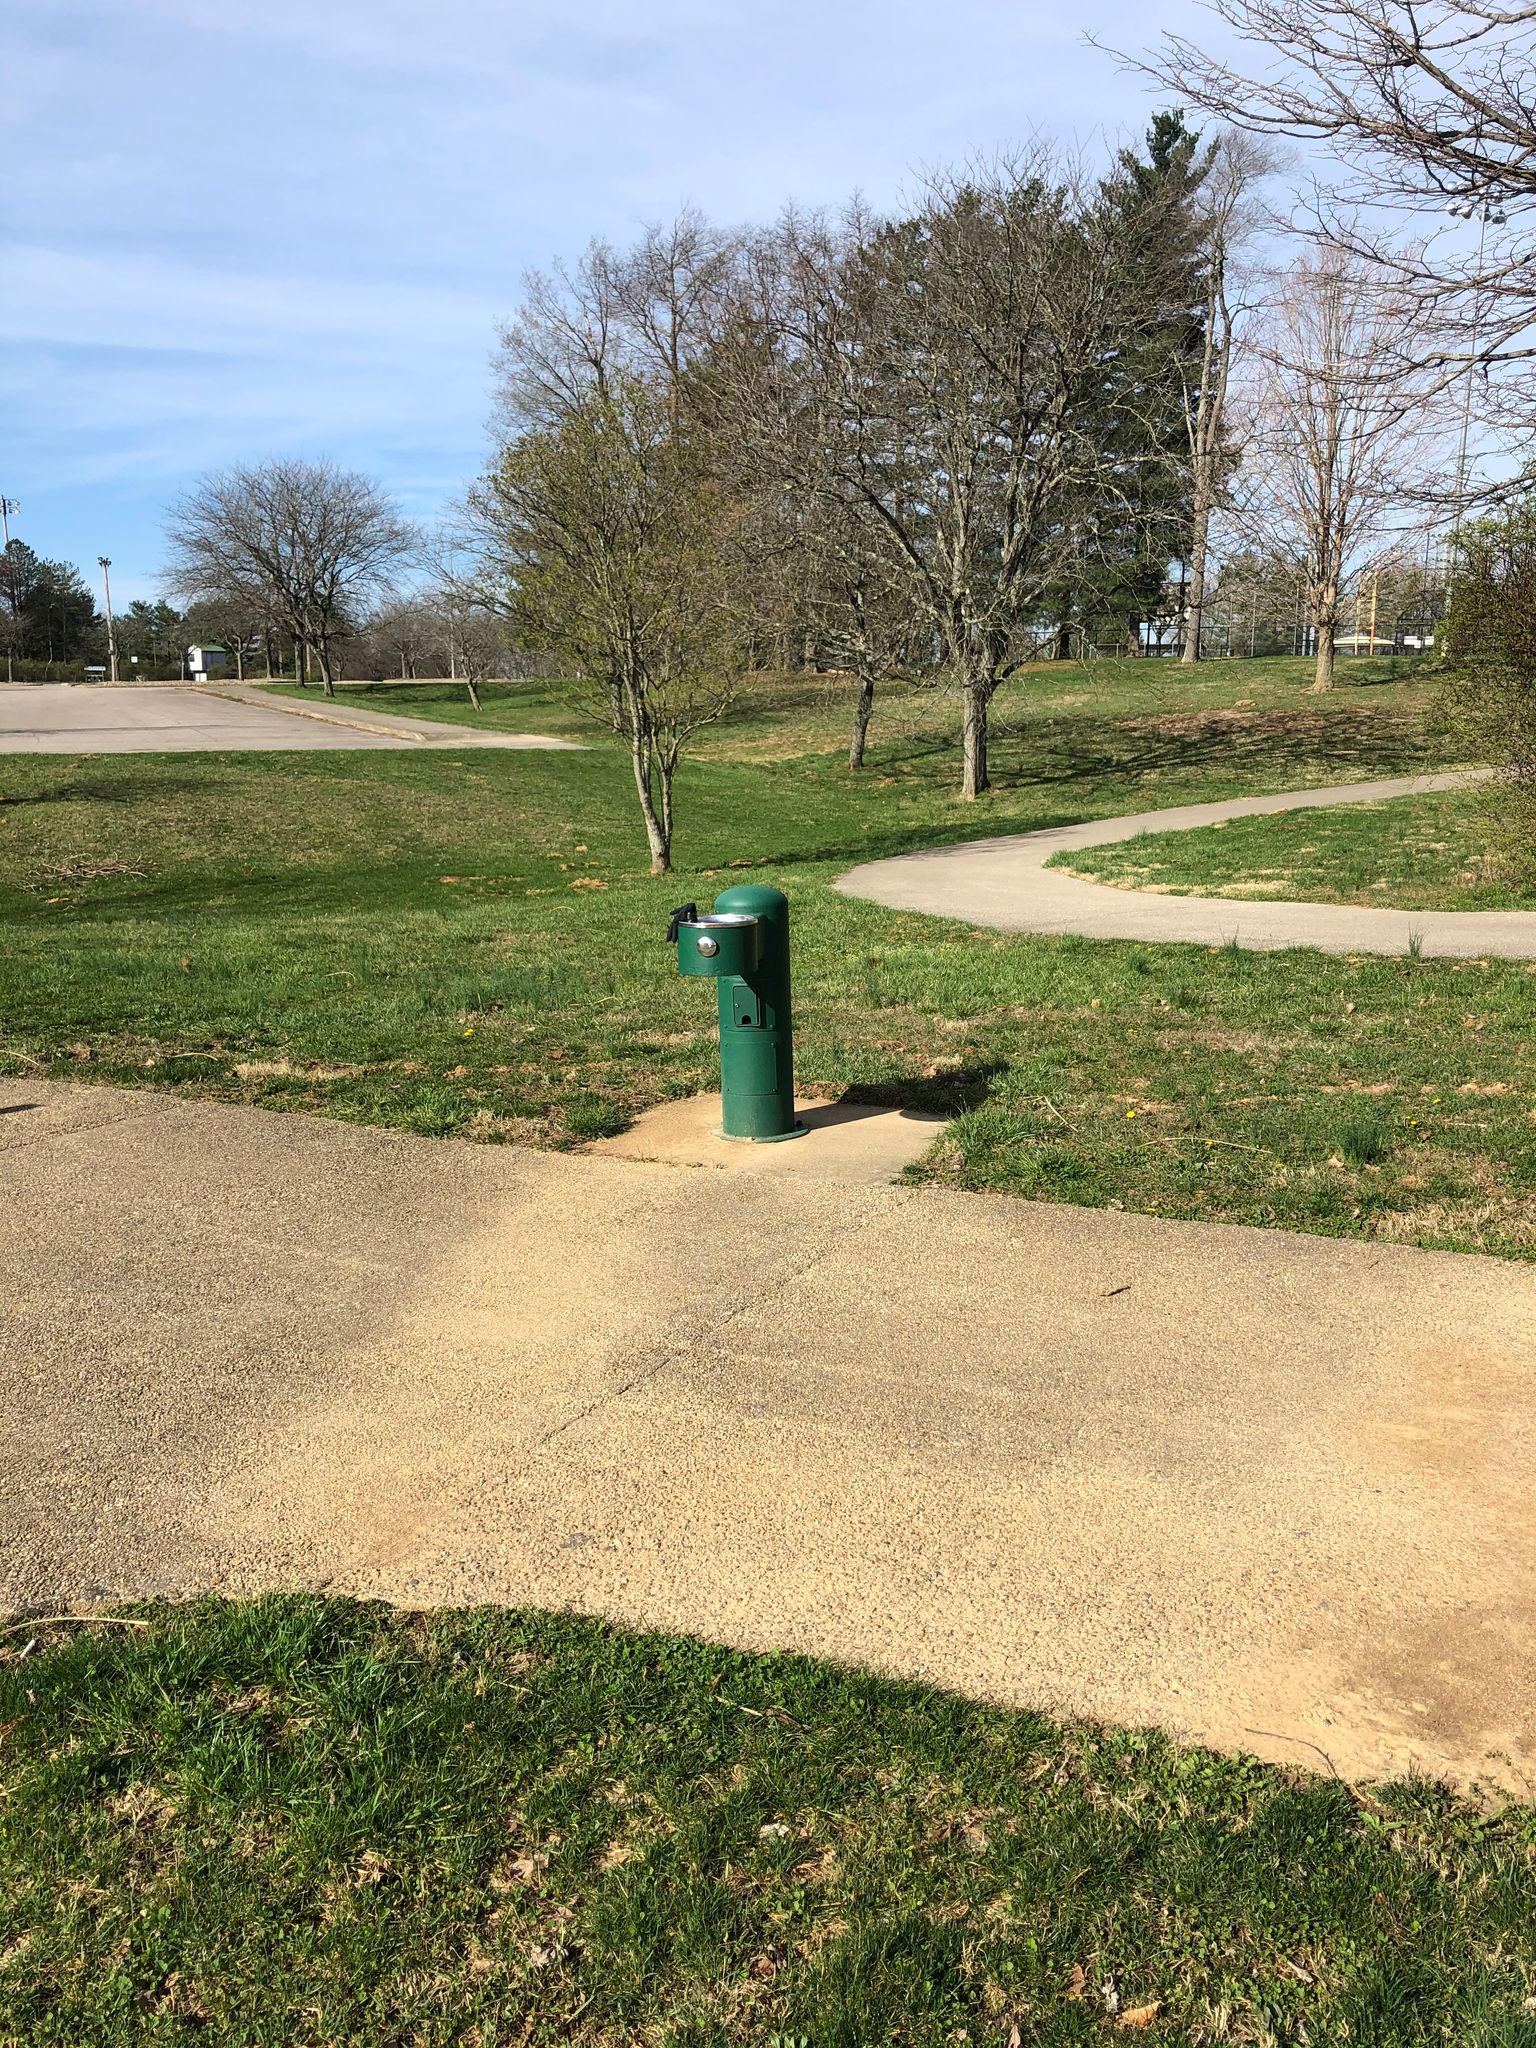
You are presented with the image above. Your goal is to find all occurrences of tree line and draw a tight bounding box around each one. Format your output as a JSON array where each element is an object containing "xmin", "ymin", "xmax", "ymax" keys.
[
  {"xmin": 0, "ymin": 543, "xmax": 103, "ymax": 675},
  {"xmin": 160, "ymin": 89, "xmax": 1487, "ymax": 868},
  {"xmin": 472, "ymin": 126, "xmax": 1255, "ymax": 844},
  {"xmin": 0, "ymin": 545, "xmax": 243, "ymax": 681},
  {"xmin": 461, "ymin": 117, "xmax": 1453, "ymax": 862},
  {"xmin": 1126, "ymin": 0, "xmax": 1536, "ymax": 874},
  {"xmin": 23, "ymin": 5, "xmax": 1534, "ymax": 873}
]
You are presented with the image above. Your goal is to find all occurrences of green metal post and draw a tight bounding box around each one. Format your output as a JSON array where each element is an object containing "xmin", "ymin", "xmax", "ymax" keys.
[{"xmin": 670, "ymin": 883, "xmax": 802, "ymax": 1141}]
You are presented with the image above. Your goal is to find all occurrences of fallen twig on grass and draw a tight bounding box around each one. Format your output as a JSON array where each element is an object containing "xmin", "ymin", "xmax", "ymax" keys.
[
  {"xmin": 0, "ymin": 1615, "xmax": 150, "ymax": 1638},
  {"xmin": 1165, "ymin": 1135, "xmax": 1267, "ymax": 1153},
  {"xmin": 1244, "ymin": 1726, "xmax": 1397, "ymax": 1820},
  {"xmin": 720, "ymin": 1696, "xmax": 807, "ymax": 1731}
]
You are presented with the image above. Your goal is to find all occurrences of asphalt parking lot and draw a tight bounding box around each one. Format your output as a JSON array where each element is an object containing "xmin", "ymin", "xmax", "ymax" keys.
[{"xmin": 0, "ymin": 683, "xmax": 578, "ymax": 751}]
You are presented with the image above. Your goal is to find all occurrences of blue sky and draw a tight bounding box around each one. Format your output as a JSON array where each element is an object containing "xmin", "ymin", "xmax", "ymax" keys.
[{"xmin": 4, "ymin": 0, "xmax": 1230, "ymax": 603}]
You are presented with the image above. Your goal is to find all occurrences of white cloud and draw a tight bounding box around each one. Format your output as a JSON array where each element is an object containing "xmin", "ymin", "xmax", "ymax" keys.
[{"xmin": 0, "ymin": 245, "xmax": 497, "ymax": 360}]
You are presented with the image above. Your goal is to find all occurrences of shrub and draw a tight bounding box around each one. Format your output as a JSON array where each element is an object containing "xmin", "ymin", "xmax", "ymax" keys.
[{"xmin": 1445, "ymin": 502, "xmax": 1536, "ymax": 880}]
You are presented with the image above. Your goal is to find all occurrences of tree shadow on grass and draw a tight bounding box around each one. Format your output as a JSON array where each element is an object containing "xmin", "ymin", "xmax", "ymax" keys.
[
  {"xmin": 748, "ymin": 704, "xmax": 1468, "ymax": 873},
  {"xmin": 0, "ymin": 781, "xmax": 160, "ymax": 808},
  {"xmin": 860, "ymin": 703, "xmax": 1456, "ymax": 794},
  {"xmin": 753, "ymin": 809, "xmax": 1100, "ymax": 872},
  {"xmin": 839, "ymin": 1061, "xmax": 1002, "ymax": 1120}
]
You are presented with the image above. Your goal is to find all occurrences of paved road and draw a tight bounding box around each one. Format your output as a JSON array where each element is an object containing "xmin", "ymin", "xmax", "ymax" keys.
[
  {"xmin": 835, "ymin": 772, "xmax": 1536, "ymax": 958},
  {"xmin": 0, "ymin": 683, "xmax": 580, "ymax": 752},
  {"xmin": 4, "ymin": 1078, "xmax": 1531, "ymax": 1791}
]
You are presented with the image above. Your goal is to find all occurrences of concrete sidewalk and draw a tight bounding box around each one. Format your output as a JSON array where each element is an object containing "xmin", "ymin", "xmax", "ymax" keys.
[
  {"xmin": 835, "ymin": 772, "xmax": 1536, "ymax": 958},
  {"xmin": 3, "ymin": 1078, "xmax": 1532, "ymax": 1791}
]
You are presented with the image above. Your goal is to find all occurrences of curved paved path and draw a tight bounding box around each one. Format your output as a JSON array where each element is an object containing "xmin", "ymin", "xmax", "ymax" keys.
[{"xmin": 835, "ymin": 770, "xmax": 1534, "ymax": 959}]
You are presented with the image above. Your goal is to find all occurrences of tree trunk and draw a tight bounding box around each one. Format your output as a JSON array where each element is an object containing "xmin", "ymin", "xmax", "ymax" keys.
[
  {"xmin": 660, "ymin": 756, "xmax": 676, "ymax": 863},
  {"xmin": 1313, "ymin": 580, "xmax": 1338, "ymax": 689},
  {"xmin": 316, "ymin": 642, "xmax": 336, "ymax": 699},
  {"xmin": 630, "ymin": 735, "xmax": 670, "ymax": 874},
  {"xmin": 233, "ymin": 640, "xmax": 245, "ymax": 682},
  {"xmin": 961, "ymin": 677, "xmax": 990, "ymax": 799},
  {"xmin": 1181, "ymin": 482, "xmax": 1213, "ymax": 666},
  {"xmin": 848, "ymin": 673, "xmax": 876, "ymax": 770},
  {"xmin": 1313, "ymin": 625, "xmax": 1336, "ymax": 689},
  {"xmin": 465, "ymin": 677, "xmax": 482, "ymax": 710}
]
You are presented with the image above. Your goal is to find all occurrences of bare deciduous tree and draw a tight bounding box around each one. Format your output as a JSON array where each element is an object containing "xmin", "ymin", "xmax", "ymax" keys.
[
  {"xmin": 1179, "ymin": 134, "xmax": 1278, "ymax": 663},
  {"xmin": 1129, "ymin": 1, "xmax": 1536, "ymax": 209},
  {"xmin": 1119, "ymin": 3, "xmax": 1536, "ymax": 467},
  {"xmin": 721, "ymin": 156, "xmax": 1154, "ymax": 799},
  {"xmin": 430, "ymin": 555, "xmax": 512, "ymax": 712},
  {"xmin": 1236, "ymin": 251, "xmax": 1443, "ymax": 687},
  {"xmin": 165, "ymin": 459, "xmax": 414, "ymax": 698},
  {"xmin": 815, "ymin": 557, "xmax": 923, "ymax": 771},
  {"xmin": 473, "ymin": 372, "xmax": 745, "ymax": 873},
  {"xmin": 606, "ymin": 207, "xmax": 742, "ymax": 413},
  {"xmin": 494, "ymin": 209, "xmax": 740, "ymax": 433},
  {"xmin": 367, "ymin": 598, "xmax": 445, "ymax": 680},
  {"xmin": 443, "ymin": 604, "xmax": 508, "ymax": 711},
  {"xmin": 475, "ymin": 219, "xmax": 758, "ymax": 870}
]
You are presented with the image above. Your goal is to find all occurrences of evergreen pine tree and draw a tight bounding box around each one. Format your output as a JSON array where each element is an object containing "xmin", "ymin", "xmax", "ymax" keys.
[{"xmin": 1047, "ymin": 113, "xmax": 1212, "ymax": 656}]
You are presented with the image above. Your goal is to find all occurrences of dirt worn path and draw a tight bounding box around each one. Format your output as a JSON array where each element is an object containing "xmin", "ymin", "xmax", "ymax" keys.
[
  {"xmin": 5, "ymin": 1079, "xmax": 1533, "ymax": 1789},
  {"xmin": 834, "ymin": 772, "xmax": 1536, "ymax": 958}
]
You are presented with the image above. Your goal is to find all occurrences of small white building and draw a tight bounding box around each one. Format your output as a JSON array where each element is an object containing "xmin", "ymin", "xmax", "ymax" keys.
[{"xmin": 186, "ymin": 645, "xmax": 227, "ymax": 682}]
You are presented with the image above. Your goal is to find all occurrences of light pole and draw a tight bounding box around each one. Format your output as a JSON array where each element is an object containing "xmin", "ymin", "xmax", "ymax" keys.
[
  {"xmin": 0, "ymin": 497, "xmax": 16, "ymax": 683},
  {"xmin": 1445, "ymin": 188, "xmax": 1508, "ymax": 578},
  {"xmin": 97, "ymin": 555, "xmax": 120, "ymax": 684}
]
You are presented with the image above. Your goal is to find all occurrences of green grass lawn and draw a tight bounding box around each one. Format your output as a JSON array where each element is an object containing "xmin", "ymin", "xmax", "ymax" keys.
[
  {"xmin": 264, "ymin": 653, "xmax": 1440, "ymax": 763},
  {"xmin": 8, "ymin": 655, "xmax": 1535, "ymax": 1260},
  {"xmin": 264, "ymin": 674, "xmax": 592, "ymax": 743},
  {"xmin": 1055, "ymin": 786, "xmax": 1535, "ymax": 913},
  {"xmin": 4, "ymin": 1598, "xmax": 1535, "ymax": 2045}
]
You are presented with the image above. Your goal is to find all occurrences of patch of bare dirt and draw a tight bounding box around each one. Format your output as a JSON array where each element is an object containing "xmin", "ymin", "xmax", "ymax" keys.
[
  {"xmin": 233, "ymin": 1058, "xmax": 365, "ymax": 1082},
  {"xmin": 1152, "ymin": 1026, "xmax": 1293, "ymax": 1056},
  {"xmin": 461, "ymin": 1108, "xmax": 560, "ymax": 1144},
  {"xmin": 1371, "ymin": 1195, "xmax": 1536, "ymax": 1253},
  {"xmin": 1112, "ymin": 707, "xmax": 1273, "ymax": 740}
]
